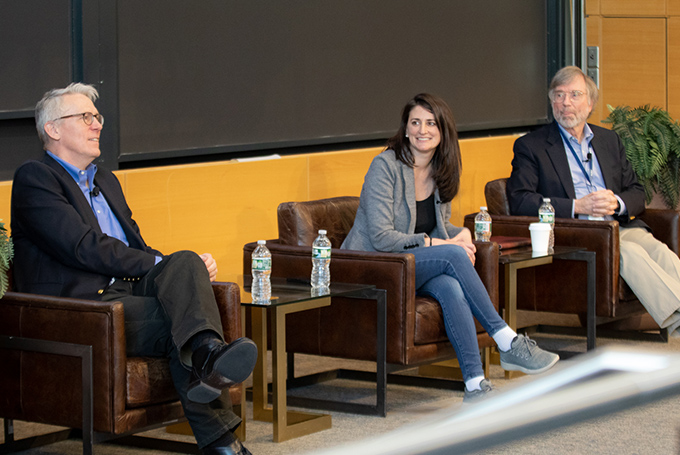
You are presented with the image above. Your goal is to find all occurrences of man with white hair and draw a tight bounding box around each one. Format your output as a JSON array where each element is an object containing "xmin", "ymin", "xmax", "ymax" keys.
[{"xmin": 11, "ymin": 82, "xmax": 255, "ymax": 455}]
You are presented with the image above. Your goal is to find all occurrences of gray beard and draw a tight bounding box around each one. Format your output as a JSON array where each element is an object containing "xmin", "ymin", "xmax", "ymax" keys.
[{"xmin": 554, "ymin": 111, "xmax": 588, "ymax": 131}]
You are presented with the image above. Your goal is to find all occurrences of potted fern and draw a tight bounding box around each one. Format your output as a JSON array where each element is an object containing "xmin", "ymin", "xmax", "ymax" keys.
[
  {"xmin": 0, "ymin": 221, "xmax": 12, "ymax": 298},
  {"xmin": 603, "ymin": 104, "xmax": 680, "ymax": 209}
]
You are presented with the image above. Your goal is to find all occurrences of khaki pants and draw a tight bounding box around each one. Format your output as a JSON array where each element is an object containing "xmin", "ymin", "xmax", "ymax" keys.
[{"xmin": 619, "ymin": 227, "xmax": 680, "ymax": 336}]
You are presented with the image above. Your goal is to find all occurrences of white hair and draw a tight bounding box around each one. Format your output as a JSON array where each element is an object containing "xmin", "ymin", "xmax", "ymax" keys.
[{"xmin": 35, "ymin": 82, "xmax": 99, "ymax": 146}]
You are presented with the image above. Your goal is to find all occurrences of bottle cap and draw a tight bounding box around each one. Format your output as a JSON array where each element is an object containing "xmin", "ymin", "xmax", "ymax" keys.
[
  {"xmin": 257, "ymin": 240, "xmax": 266, "ymax": 245},
  {"xmin": 319, "ymin": 229, "xmax": 327, "ymax": 235},
  {"xmin": 543, "ymin": 198, "xmax": 550, "ymax": 202},
  {"xmin": 480, "ymin": 206, "xmax": 487, "ymax": 210}
]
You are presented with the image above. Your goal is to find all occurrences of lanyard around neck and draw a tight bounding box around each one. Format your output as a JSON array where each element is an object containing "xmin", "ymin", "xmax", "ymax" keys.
[{"xmin": 558, "ymin": 128, "xmax": 593, "ymax": 186}]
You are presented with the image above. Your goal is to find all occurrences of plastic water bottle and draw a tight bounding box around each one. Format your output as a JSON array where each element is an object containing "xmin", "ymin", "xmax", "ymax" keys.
[
  {"xmin": 251, "ymin": 240, "xmax": 271, "ymax": 304},
  {"xmin": 311, "ymin": 229, "xmax": 331, "ymax": 292},
  {"xmin": 539, "ymin": 198, "xmax": 555, "ymax": 250},
  {"xmin": 474, "ymin": 206, "xmax": 492, "ymax": 242}
]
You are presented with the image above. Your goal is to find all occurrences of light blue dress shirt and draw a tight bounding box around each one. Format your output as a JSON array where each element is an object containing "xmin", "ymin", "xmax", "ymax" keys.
[
  {"xmin": 47, "ymin": 151, "xmax": 130, "ymax": 245},
  {"xmin": 557, "ymin": 124, "xmax": 625, "ymax": 220}
]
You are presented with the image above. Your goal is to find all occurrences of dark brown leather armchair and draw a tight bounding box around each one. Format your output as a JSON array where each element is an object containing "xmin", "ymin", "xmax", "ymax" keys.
[
  {"xmin": 242, "ymin": 196, "xmax": 500, "ymax": 413},
  {"xmin": 463, "ymin": 177, "xmax": 679, "ymax": 334},
  {"xmin": 0, "ymin": 281, "xmax": 245, "ymax": 454}
]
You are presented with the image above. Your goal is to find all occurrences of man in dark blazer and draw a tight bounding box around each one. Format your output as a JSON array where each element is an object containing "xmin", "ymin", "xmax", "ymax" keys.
[
  {"xmin": 508, "ymin": 66, "xmax": 680, "ymax": 337},
  {"xmin": 11, "ymin": 83, "xmax": 255, "ymax": 455}
]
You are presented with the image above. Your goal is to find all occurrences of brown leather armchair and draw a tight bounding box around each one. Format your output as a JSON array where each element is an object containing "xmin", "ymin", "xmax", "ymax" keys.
[
  {"xmin": 463, "ymin": 177, "xmax": 678, "ymax": 337},
  {"xmin": 242, "ymin": 196, "xmax": 500, "ymax": 414},
  {"xmin": 0, "ymin": 281, "xmax": 246, "ymax": 454}
]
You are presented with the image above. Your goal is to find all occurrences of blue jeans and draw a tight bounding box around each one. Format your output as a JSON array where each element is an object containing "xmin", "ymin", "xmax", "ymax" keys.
[{"xmin": 411, "ymin": 244, "xmax": 507, "ymax": 381}]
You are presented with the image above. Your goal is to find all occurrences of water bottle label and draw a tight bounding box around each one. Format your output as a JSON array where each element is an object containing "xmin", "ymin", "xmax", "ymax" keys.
[
  {"xmin": 312, "ymin": 246, "xmax": 331, "ymax": 259},
  {"xmin": 252, "ymin": 257, "xmax": 271, "ymax": 271},
  {"xmin": 474, "ymin": 220, "xmax": 491, "ymax": 235},
  {"xmin": 539, "ymin": 213, "xmax": 554, "ymax": 223}
]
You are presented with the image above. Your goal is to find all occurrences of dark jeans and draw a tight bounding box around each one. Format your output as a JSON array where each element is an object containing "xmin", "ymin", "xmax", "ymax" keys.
[
  {"xmin": 412, "ymin": 245, "xmax": 507, "ymax": 381},
  {"xmin": 101, "ymin": 250, "xmax": 240, "ymax": 448}
]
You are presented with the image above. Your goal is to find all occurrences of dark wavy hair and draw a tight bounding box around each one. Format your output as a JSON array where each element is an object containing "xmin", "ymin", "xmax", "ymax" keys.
[{"xmin": 385, "ymin": 93, "xmax": 462, "ymax": 202}]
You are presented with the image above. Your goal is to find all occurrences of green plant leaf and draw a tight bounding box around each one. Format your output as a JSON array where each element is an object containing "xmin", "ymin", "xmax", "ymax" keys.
[{"xmin": 604, "ymin": 104, "xmax": 680, "ymax": 209}]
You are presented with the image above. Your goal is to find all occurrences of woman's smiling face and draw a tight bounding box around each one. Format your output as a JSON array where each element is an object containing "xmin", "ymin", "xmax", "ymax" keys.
[{"xmin": 406, "ymin": 105, "xmax": 440, "ymax": 156}]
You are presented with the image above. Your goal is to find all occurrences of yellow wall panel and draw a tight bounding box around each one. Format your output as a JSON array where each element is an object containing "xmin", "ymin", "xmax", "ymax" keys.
[
  {"xmin": 669, "ymin": 17, "xmax": 680, "ymax": 118},
  {"xmin": 124, "ymin": 157, "xmax": 309, "ymax": 281},
  {"xmin": 0, "ymin": 182, "xmax": 12, "ymax": 228},
  {"xmin": 670, "ymin": 0, "xmax": 680, "ymax": 16},
  {"xmin": 600, "ymin": 0, "xmax": 666, "ymax": 16},
  {"xmin": 586, "ymin": 0, "xmax": 601, "ymax": 15},
  {"xmin": 308, "ymin": 147, "xmax": 381, "ymax": 199},
  {"xmin": 454, "ymin": 134, "xmax": 519, "ymax": 225},
  {"xmin": 601, "ymin": 18, "xmax": 666, "ymax": 113},
  {"xmin": 1, "ymin": 135, "xmax": 519, "ymax": 281}
]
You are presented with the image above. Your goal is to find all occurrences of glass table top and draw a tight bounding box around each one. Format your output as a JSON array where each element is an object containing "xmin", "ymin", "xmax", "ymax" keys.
[
  {"xmin": 498, "ymin": 245, "xmax": 586, "ymax": 264},
  {"xmin": 238, "ymin": 275, "xmax": 375, "ymax": 307}
]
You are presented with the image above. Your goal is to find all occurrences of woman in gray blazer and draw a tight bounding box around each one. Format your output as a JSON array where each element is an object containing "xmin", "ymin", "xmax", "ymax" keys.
[{"xmin": 342, "ymin": 94, "xmax": 558, "ymax": 401}]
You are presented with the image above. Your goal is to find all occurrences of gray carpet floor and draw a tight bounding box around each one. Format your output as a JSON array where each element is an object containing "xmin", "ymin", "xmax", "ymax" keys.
[{"xmin": 3, "ymin": 322, "xmax": 680, "ymax": 455}]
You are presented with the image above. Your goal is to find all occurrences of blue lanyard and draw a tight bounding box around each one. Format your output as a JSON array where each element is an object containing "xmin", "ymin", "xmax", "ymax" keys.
[{"xmin": 559, "ymin": 129, "xmax": 593, "ymax": 186}]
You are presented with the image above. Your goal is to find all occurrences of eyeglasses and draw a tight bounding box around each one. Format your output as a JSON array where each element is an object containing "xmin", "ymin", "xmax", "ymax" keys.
[
  {"xmin": 551, "ymin": 90, "xmax": 585, "ymax": 103},
  {"xmin": 53, "ymin": 112, "xmax": 104, "ymax": 126}
]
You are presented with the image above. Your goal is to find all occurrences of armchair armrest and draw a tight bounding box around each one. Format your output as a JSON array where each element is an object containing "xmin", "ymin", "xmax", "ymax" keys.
[
  {"xmin": 212, "ymin": 282, "xmax": 242, "ymax": 343},
  {"xmin": 473, "ymin": 240, "xmax": 500, "ymax": 309},
  {"xmin": 464, "ymin": 212, "xmax": 620, "ymax": 316},
  {"xmin": 0, "ymin": 292, "xmax": 126, "ymax": 432},
  {"xmin": 464, "ymin": 213, "xmax": 619, "ymax": 268}
]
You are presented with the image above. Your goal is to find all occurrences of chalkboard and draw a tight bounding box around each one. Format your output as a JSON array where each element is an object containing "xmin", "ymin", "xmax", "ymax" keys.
[
  {"xmin": 0, "ymin": 0, "xmax": 560, "ymax": 177},
  {"xmin": 116, "ymin": 0, "xmax": 550, "ymax": 162},
  {"xmin": 0, "ymin": 0, "xmax": 72, "ymax": 115}
]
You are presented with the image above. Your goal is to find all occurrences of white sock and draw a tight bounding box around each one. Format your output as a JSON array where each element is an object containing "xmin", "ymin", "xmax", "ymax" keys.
[
  {"xmin": 465, "ymin": 375, "xmax": 485, "ymax": 391},
  {"xmin": 493, "ymin": 326, "xmax": 517, "ymax": 352}
]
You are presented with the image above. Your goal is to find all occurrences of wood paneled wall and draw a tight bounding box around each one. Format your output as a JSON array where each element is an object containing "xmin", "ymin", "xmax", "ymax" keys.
[
  {"xmin": 0, "ymin": 134, "xmax": 517, "ymax": 282},
  {"xmin": 586, "ymin": 0, "xmax": 680, "ymax": 124}
]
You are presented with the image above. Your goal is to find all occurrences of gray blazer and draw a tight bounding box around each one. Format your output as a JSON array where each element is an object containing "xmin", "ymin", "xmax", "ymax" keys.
[{"xmin": 341, "ymin": 149, "xmax": 463, "ymax": 253}]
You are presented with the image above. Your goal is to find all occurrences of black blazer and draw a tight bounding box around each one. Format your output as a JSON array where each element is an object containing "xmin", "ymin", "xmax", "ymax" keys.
[
  {"xmin": 10, "ymin": 154, "xmax": 162, "ymax": 299},
  {"xmin": 507, "ymin": 121, "xmax": 647, "ymax": 229}
]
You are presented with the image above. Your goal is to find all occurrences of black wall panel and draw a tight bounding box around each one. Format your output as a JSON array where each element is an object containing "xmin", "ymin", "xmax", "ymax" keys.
[
  {"xmin": 116, "ymin": 0, "xmax": 549, "ymax": 162},
  {"xmin": 0, "ymin": 0, "xmax": 562, "ymax": 178}
]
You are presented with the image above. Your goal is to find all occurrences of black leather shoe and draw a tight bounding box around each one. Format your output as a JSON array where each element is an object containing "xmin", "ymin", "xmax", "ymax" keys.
[
  {"xmin": 202, "ymin": 439, "xmax": 252, "ymax": 455},
  {"xmin": 187, "ymin": 337, "xmax": 258, "ymax": 403}
]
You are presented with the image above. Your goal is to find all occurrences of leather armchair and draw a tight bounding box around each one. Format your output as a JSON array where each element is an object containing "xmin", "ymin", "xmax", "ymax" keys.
[
  {"xmin": 0, "ymin": 281, "xmax": 245, "ymax": 454},
  {"xmin": 463, "ymin": 177, "xmax": 679, "ymax": 332},
  {"xmin": 243, "ymin": 196, "xmax": 499, "ymax": 378}
]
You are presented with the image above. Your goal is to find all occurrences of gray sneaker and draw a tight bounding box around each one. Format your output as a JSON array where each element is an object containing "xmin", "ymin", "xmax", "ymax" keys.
[
  {"xmin": 463, "ymin": 378, "xmax": 496, "ymax": 403},
  {"xmin": 500, "ymin": 334, "xmax": 559, "ymax": 374}
]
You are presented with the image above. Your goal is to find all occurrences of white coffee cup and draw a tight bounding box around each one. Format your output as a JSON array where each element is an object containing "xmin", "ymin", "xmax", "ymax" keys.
[{"xmin": 529, "ymin": 222, "xmax": 551, "ymax": 253}]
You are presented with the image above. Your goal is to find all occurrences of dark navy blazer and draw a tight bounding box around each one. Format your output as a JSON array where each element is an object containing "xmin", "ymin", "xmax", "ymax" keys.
[{"xmin": 11, "ymin": 153, "xmax": 161, "ymax": 299}]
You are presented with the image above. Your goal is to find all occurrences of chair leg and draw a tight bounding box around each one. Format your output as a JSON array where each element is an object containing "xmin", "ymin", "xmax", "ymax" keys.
[
  {"xmin": 482, "ymin": 347, "xmax": 490, "ymax": 378},
  {"xmin": 3, "ymin": 419, "xmax": 13, "ymax": 443},
  {"xmin": 417, "ymin": 347, "xmax": 490, "ymax": 380}
]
